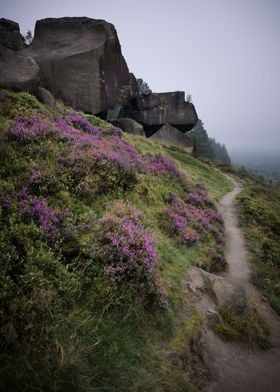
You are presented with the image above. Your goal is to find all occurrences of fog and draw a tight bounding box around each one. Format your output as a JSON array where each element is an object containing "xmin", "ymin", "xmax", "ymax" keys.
[{"xmin": 2, "ymin": 0, "xmax": 280, "ymax": 155}]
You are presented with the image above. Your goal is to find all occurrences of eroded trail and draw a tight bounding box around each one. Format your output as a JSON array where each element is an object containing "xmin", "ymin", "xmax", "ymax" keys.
[{"xmin": 200, "ymin": 177, "xmax": 280, "ymax": 392}]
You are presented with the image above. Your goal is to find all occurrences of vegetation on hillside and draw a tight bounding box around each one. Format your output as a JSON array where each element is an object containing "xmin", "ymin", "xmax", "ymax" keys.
[
  {"xmin": 190, "ymin": 119, "xmax": 231, "ymax": 164},
  {"xmin": 237, "ymin": 181, "xmax": 280, "ymax": 314},
  {"xmin": 0, "ymin": 89, "xmax": 233, "ymax": 391},
  {"xmin": 136, "ymin": 78, "xmax": 152, "ymax": 95}
]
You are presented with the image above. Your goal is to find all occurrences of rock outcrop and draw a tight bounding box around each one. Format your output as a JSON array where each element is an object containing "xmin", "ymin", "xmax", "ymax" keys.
[
  {"xmin": 0, "ymin": 19, "xmax": 39, "ymax": 92},
  {"xmin": 129, "ymin": 91, "xmax": 198, "ymax": 136},
  {"xmin": 115, "ymin": 118, "xmax": 145, "ymax": 136},
  {"xmin": 37, "ymin": 87, "xmax": 56, "ymax": 108},
  {"xmin": 26, "ymin": 17, "xmax": 137, "ymax": 114},
  {"xmin": 0, "ymin": 17, "xmax": 198, "ymax": 141},
  {"xmin": 201, "ymin": 270, "xmax": 247, "ymax": 313},
  {"xmin": 150, "ymin": 123, "xmax": 193, "ymax": 148},
  {"xmin": 0, "ymin": 18, "xmax": 25, "ymax": 50}
]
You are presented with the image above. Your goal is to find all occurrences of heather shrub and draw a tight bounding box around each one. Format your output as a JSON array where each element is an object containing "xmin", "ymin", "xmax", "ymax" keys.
[
  {"xmin": 0, "ymin": 90, "xmax": 42, "ymax": 118},
  {"xmin": 64, "ymin": 112, "xmax": 101, "ymax": 136},
  {"xmin": 147, "ymin": 154, "xmax": 186, "ymax": 180},
  {"xmin": 2, "ymin": 106, "xmax": 190, "ymax": 202},
  {"xmin": 59, "ymin": 146, "xmax": 138, "ymax": 200},
  {"xmin": 27, "ymin": 165, "xmax": 63, "ymax": 195},
  {"xmin": 164, "ymin": 207, "xmax": 200, "ymax": 245},
  {"xmin": 4, "ymin": 115, "xmax": 53, "ymax": 143},
  {"xmin": 17, "ymin": 187, "xmax": 69, "ymax": 245},
  {"xmin": 186, "ymin": 183, "xmax": 213, "ymax": 207},
  {"xmin": 94, "ymin": 202, "xmax": 166, "ymax": 306},
  {"xmin": 163, "ymin": 187, "xmax": 225, "ymax": 272}
]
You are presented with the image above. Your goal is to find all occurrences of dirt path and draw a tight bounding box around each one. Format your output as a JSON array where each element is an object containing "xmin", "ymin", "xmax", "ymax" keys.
[{"xmin": 197, "ymin": 177, "xmax": 280, "ymax": 392}]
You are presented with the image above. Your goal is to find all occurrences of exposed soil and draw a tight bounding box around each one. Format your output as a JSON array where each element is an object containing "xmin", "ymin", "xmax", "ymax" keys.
[{"xmin": 189, "ymin": 177, "xmax": 280, "ymax": 392}]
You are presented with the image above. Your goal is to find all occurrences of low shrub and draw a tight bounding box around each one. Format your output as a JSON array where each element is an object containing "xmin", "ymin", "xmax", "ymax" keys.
[
  {"xmin": 4, "ymin": 115, "xmax": 53, "ymax": 143},
  {"xmin": 94, "ymin": 201, "xmax": 166, "ymax": 307},
  {"xmin": 164, "ymin": 188, "xmax": 224, "ymax": 247},
  {"xmin": 0, "ymin": 90, "xmax": 42, "ymax": 118}
]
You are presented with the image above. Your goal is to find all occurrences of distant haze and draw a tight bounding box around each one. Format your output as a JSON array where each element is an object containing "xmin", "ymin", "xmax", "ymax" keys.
[{"xmin": 2, "ymin": 0, "xmax": 280, "ymax": 155}]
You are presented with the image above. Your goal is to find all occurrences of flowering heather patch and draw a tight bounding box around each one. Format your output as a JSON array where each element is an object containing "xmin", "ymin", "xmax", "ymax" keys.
[
  {"xmin": 56, "ymin": 121, "xmax": 186, "ymax": 180},
  {"xmin": 4, "ymin": 115, "xmax": 51, "ymax": 142},
  {"xmin": 55, "ymin": 117, "xmax": 102, "ymax": 143},
  {"xmin": 204, "ymin": 208, "xmax": 223, "ymax": 224},
  {"xmin": 64, "ymin": 112, "xmax": 101, "ymax": 136},
  {"xmin": 164, "ymin": 208, "xmax": 200, "ymax": 244},
  {"xmin": 147, "ymin": 154, "xmax": 186, "ymax": 180},
  {"xmin": 4, "ymin": 109, "xmax": 188, "ymax": 197},
  {"xmin": 26, "ymin": 165, "xmax": 62, "ymax": 195},
  {"xmin": 164, "ymin": 188, "xmax": 224, "ymax": 246},
  {"xmin": 18, "ymin": 187, "xmax": 67, "ymax": 240},
  {"xmin": 94, "ymin": 202, "xmax": 166, "ymax": 305},
  {"xmin": 103, "ymin": 135, "xmax": 146, "ymax": 171},
  {"xmin": 187, "ymin": 184, "xmax": 211, "ymax": 206},
  {"xmin": 54, "ymin": 115, "xmax": 146, "ymax": 173}
]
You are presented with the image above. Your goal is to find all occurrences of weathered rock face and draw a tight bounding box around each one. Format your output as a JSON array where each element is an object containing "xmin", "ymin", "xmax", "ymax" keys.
[
  {"xmin": 26, "ymin": 17, "xmax": 137, "ymax": 114},
  {"xmin": 150, "ymin": 123, "xmax": 193, "ymax": 148},
  {"xmin": 0, "ymin": 19, "xmax": 39, "ymax": 93},
  {"xmin": 201, "ymin": 271, "xmax": 247, "ymax": 314},
  {"xmin": 0, "ymin": 46, "xmax": 39, "ymax": 92},
  {"xmin": 115, "ymin": 118, "xmax": 145, "ymax": 136},
  {"xmin": 130, "ymin": 91, "xmax": 198, "ymax": 136},
  {"xmin": 37, "ymin": 87, "xmax": 56, "ymax": 108},
  {"xmin": 0, "ymin": 18, "xmax": 25, "ymax": 50}
]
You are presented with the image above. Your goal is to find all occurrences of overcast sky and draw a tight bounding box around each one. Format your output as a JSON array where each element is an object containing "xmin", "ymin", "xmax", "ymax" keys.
[{"xmin": 2, "ymin": 0, "xmax": 280, "ymax": 154}]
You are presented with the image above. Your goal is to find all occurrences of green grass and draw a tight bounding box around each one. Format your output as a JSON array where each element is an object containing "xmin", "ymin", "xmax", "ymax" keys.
[
  {"xmin": 237, "ymin": 182, "xmax": 280, "ymax": 314},
  {"xmin": 0, "ymin": 90, "xmax": 234, "ymax": 391},
  {"xmin": 211, "ymin": 305, "xmax": 270, "ymax": 349},
  {"xmin": 123, "ymin": 134, "xmax": 233, "ymax": 201}
]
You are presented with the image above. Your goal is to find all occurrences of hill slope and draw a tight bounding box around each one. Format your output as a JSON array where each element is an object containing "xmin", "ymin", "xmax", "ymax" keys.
[{"xmin": 0, "ymin": 90, "xmax": 233, "ymax": 391}]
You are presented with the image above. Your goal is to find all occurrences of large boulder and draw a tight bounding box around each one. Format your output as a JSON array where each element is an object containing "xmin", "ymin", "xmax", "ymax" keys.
[
  {"xmin": 0, "ymin": 19, "xmax": 39, "ymax": 92},
  {"xmin": 115, "ymin": 118, "xmax": 145, "ymax": 136},
  {"xmin": 201, "ymin": 271, "xmax": 247, "ymax": 313},
  {"xmin": 150, "ymin": 123, "xmax": 194, "ymax": 148},
  {"xmin": 130, "ymin": 91, "xmax": 198, "ymax": 136},
  {"xmin": 0, "ymin": 18, "xmax": 25, "ymax": 50},
  {"xmin": 0, "ymin": 46, "xmax": 39, "ymax": 93},
  {"xmin": 26, "ymin": 17, "xmax": 138, "ymax": 114},
  {"xmin": 37, "ymin": 86, "xmax": 56, "ymax": 107}
]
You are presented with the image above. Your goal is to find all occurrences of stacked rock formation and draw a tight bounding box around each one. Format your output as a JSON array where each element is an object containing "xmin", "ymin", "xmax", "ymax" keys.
[
  {"xmin": 0, "ymin": 17, "xmax": 198, "ymax": 139},
  {"xmin": 129, "ymin": 91, "xmax": 197, "ymax": 136}
]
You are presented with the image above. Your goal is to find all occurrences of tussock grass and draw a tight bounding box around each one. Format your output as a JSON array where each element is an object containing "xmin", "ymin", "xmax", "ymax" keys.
[
  {"xmin": 211, "ymin": 304, "xmax": 270, "ymax": 349},
  {"xmin": 237, "ymin": 183, "xmax": 280, "ymax": 314}
]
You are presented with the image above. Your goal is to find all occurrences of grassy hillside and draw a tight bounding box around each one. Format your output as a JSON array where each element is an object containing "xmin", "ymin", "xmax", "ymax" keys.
[
  {"xmin": 237, "ymin": 180, "xmax": 280, "ymax": 314},
  {"xmin": 0, "ymin": 90, "xmax": 232, "ymax": 391}
]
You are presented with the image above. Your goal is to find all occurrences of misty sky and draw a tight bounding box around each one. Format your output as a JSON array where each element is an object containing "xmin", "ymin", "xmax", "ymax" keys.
[{"xmin": 2, "ymin": 0, "xmax": 280, "ymax": 154}]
